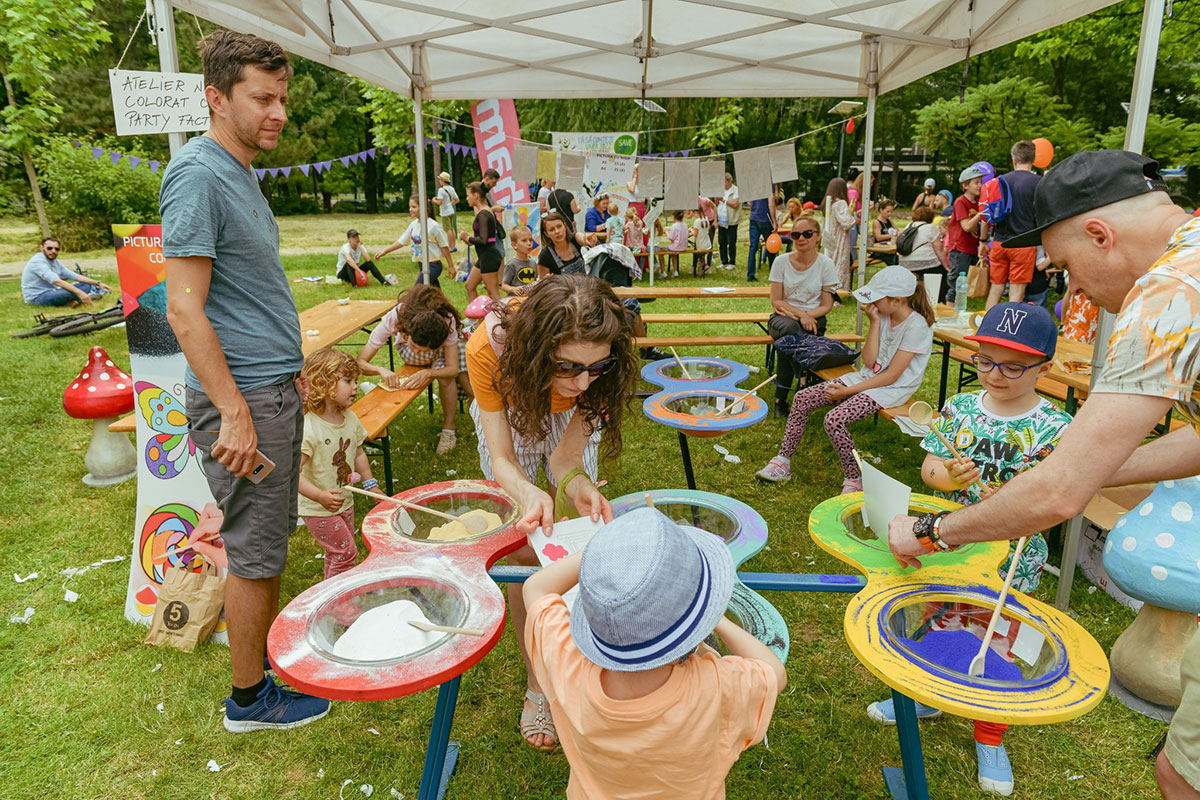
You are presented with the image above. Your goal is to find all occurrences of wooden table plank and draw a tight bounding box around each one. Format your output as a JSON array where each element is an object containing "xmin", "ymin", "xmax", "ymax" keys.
[
  {"xmin": 640, "ymin": 312, "xmax": 770, "ymax": 323},
  {"xmin": 109, "ymin": 299, "xmax": 393, "ymax": 433},
  {"xmin": 353, "ymin": 365, "xmax": 424, "ymax": 440},
  {"xmin": 613, "ymin": 286, "xmax": 771, "ymax": 299}
]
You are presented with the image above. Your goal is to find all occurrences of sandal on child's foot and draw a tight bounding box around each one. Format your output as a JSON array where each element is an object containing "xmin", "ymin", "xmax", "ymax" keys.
[
  {"xmin": 520, "ymin": 690, "xmax": 558, "ymax": 752},
  {"xmin": 841, "ymin": 478, "xmax": 863, "ymax": 494}
]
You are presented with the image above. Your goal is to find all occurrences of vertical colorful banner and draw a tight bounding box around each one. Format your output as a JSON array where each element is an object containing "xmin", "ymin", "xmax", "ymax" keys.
[
  {"xmin": 113, "ymin": 224, "xmax": 226, "ymax": 644},
  {"xmin": 504, "ymin": 203, "xmax": 543, "ymax": 258},
  {"xmin": 469, "ymin": 99, "xmax": 529, "ymax": 206}
]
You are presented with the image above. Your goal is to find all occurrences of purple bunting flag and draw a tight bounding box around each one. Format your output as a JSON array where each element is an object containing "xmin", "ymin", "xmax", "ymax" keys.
[
  {"xmin": 320, "ymin": 160, "xmax": 332, "ymax": 172},
  {"xmin": 681, "ymin": 149, "xmax": 691, "ymax": 157},
  {"xmin": 256, "ymin": 168, "xmax": 268, "ymax": 180},
  {"xmin": 70, "ymin": 140, "xmax": 83, "ymax": 149},
  {"xmin": 280, "ymin": 166, "xmax": 292, "ymax": 178},
  {"xmin": 128, "ymin": 156, "xmax": 141, "ymax": 170},
  {"xmin": 366, "ymin": 147, "xmax": 376, "ymax": 158},
  {"xmin": 110, "ymin": 152, "xmax": 124, "ymax": 166},
  {"xmin": 299, "ymin": 164, "xmax": 311, "ymax": 176},
  {"xmin": 91, "ymin": 147, "xmax": 104, "ymax": 159},
  {"xmin": 339, "ymin": 156, "xmax": 352, "ymax": 167},
  {"xmin": 149, "ymin": 160, "xmax": 162, "ymax": 174}
]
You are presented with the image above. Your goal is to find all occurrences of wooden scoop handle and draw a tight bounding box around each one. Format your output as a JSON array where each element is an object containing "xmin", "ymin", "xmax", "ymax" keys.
[
  {"xmin": 408, "ymin": 620, "xmax": 486, "ymax": 636},
  {"xmin": 342, "ymin": 484, "xmax": 460, "ymax": 523}
]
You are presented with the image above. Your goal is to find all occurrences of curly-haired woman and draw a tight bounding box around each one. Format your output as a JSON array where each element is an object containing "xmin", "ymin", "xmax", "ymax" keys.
[{"xmin": 465, "ymin": 273, "xmax": 638, "ymax": 753}]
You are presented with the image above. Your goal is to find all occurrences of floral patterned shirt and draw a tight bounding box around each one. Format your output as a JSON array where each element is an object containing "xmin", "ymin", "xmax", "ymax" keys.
[{"xmin": 1094, "ymin": 217, "xmax": 1200, "ymax": 433}]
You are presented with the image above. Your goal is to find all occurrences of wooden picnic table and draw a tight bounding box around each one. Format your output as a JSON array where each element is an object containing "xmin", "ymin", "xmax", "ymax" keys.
[
  {"xmin": 933, "ymin": 323, "xmax": 1092, "ymax": 412},
  {"xmin": 109, "ymin": 299, "xmax": 392, "ymax": 433},
  {"xmin": 613, "ymin": 286, "xmax": 770, "ymax": 299}
]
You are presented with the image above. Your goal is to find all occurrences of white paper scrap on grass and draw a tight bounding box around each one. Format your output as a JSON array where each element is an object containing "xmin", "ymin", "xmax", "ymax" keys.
[
  {"xmin": 860, "ymin": 460, "xmax": 911, "ymax": 538},
  {"xmin": 699, "ymin": 160, "xmax": 725, "ymax": 197},
  {"xmin": 768, "ymin": 143, "xmax": 799, "ymax": 183},
  {"xmin": 109, "ymin": 69, "xmax": 209, "ymax": 136},
  {"xmin": 638, "ymin": 158, "xmax": 664, "ymax": 198},
  {"xmin": 733, "ymin": 147, "xmax": 772, "ymax": 201}
]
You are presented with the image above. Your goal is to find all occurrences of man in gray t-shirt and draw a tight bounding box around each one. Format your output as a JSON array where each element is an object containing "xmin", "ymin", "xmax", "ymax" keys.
[{"xmin": 161, "ymin": 30, "xmax": 328, "ymax": 733}]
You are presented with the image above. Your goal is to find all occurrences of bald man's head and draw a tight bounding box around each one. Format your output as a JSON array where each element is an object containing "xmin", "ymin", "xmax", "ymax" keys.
[{"xmin": 1042, "ymin": 191, "xmax": 1185, "ymax": 312}]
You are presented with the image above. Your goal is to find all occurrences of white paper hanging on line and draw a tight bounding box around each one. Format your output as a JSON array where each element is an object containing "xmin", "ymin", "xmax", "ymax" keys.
[
  {"xmin": 511, "ymin": 144, "xmax": 538, "ymax": 184},
  {"xmin": 557, "ymin": 151, "xmax": 586, "ymax": 190},
  {"xmin": 733, "ymin": 147, "xmax": 772, "ymax": 202},
  {"xmin": 664, "ymin": 159, "xmax": 700, "ymax": 210},
  {"xmin": 699, "ymin": 160, "xmax": 726, "ymax": 197},
  {"xmin": 860, "ymin": 459, "xmax": 911, "ymax": 538},
  {"xmin": 768, "ymin": 143, "xmax": 799, "ymax": 183},
  {"xmin": 638, "ymin": 159, "xmax": 664, "ymax": 198},
  {"xmin": 585, "ymin": 152, "xmax": 636, "ymax": 187},
  {"xmin": 109, "ymin": 69, "xmax": 209, "ymax": 136}
]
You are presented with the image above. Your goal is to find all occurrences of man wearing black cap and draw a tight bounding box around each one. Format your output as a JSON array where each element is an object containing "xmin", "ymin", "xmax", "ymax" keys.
[{"xmin": 888, "ymin": 149, "xmax": 1200, "ymax": 799}]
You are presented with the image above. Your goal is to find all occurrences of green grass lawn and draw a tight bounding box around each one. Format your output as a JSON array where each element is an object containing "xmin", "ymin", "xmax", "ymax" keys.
[{"xmin": 0, "ymin": 229, "xmax": 1162, "ymax": 799}]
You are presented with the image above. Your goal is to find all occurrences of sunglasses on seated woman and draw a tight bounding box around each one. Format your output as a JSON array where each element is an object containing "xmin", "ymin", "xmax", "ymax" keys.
[
  {"xmin": 790, "ymin": 229, "xmax": 818, "ymax": 241},
  {"xmin": 554, "ymin": 357, "xmax": 617, "ymax": 379}
]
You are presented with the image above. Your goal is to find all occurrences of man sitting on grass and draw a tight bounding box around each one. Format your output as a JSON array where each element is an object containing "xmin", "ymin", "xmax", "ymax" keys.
[{"xmin": 21, "ymin": 237, "xmax": 111, "ymax": 307}]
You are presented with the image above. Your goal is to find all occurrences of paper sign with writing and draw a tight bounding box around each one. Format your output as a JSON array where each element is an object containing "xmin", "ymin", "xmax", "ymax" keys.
[{"xmin": 110, "ymin": 70, "xmax": 209, "ymax": 136}]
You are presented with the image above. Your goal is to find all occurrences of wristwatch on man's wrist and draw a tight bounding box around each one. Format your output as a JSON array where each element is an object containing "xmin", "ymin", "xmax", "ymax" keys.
[{"xmin": 912, "ymin": 511, "xmax": 955, "ymax": 554}]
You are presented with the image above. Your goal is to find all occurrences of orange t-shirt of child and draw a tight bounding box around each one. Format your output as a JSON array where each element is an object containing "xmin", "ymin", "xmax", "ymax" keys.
[{"xmin": 526, "ymin": 594, "xmax": 779, "ymax": 800}]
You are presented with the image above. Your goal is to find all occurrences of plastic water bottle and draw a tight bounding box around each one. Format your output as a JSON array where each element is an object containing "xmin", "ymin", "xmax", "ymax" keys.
[{"xmin": 955, "ymin": 273, "xmax": 969, "ymax": 313}]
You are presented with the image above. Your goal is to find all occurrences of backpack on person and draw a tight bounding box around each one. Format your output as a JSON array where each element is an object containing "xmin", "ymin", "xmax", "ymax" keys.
[
  {"xmin": 979, "ymin": 175, "xmax": 1012, "ymax": 226},
  {"xmin": 895, "ymin": 222, "xmax": 926, "ymax": 256}
]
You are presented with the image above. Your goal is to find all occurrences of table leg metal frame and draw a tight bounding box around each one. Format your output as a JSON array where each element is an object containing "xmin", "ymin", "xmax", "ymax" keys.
[
  {"xmin": 882, "ymin": 690, "xmax": 931, "ymax": 800},
  {"xmin": 417, "ymin": 676, "xmax": 462, "ymax": 800}
]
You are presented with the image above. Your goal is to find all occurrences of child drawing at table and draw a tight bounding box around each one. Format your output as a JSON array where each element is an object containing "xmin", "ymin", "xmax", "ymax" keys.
[
  {"xmin": 864, "ymin": 301, "xmax": 1068, "ymax": 797},
  {"xmin": 667, "ymin": 210, "xmax": 689, "ymax": 278},
  {"xmin": 524, "ymin": 508, "xmax": 784, "ymax": 798},
  {"xmin": 756, "ymin": 265, "xmax": 935, "ymax": 493},
  {"xmin": 622, "ymin": 206, "xmax": 648, "ymax": 273},
  {"xmin": 604, "ymin": 200, "xmax": 624, "ymax": 244},
  {"xmin": 297, "ymin": 348, "xmax": 374, "ymax": 580}
]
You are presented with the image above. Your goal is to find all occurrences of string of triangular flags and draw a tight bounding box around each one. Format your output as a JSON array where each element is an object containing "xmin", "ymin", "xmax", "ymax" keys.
[{"xmin": 68, "ymin": 138, "xmax": 481, "ymax": 181}]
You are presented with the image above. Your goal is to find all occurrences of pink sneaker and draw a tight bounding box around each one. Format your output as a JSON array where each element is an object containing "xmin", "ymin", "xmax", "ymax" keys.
[
  {"xmin": 841, "ymin": 478, "xmax": 863, "ymax": 494},
  {"xmin": 755, "ymin": 457, "xmax": 791, "ymax": 483}
]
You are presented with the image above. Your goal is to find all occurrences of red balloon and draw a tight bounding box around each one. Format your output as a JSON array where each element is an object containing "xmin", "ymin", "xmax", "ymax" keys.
[
  {"xmin": 766, "ymin": 233, "xmax": 783, "ymax": 254},
  {"xmin": 846, "ymin": 118, "xmax": 856, "ymax": 134},
  {"xmin": 1033, "ymin": 138, "xmax": 1054, "ymax": 169}
]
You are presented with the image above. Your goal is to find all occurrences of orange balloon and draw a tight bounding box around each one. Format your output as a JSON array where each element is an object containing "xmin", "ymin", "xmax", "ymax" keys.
[
  {"xmin": 766, "ymin": 233, "xmax": 783, "ymax": 254},
  {"xmin": 1033, "ymin": 138, "xmax": 1054, "ymax": 169}
]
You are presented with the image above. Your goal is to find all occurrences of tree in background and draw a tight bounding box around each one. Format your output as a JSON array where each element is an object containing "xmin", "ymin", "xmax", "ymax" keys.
[{"xmin": 0, "ymin": 0, "xmax": 110, "ymax": 236}]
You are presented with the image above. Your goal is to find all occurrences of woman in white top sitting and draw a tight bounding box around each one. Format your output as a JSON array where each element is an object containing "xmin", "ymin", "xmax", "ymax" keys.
[
  {"xmin": 375, "ymin": 197, "xmax": 456, "ymax": 289},
  {"xmin": 767, "ymin": 216, "xmax": 839, "ymax": 415},
  {"xmin": 898, "ymin": 205, "xmax": 949, "ymax": 303}
]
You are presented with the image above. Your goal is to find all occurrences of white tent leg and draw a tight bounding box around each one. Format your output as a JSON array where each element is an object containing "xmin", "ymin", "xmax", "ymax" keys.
[
  {"xmin": 413, "ymin": 45, "xmax": 431, "ymax": 285},
  {"xmin": 1055, "ymin": 0, "xmax": 1166, "ymax": 612},
  {"xmin": 855, "ymin": 39, "xmax": 879, "ymax": 337},
  {"xmin": 152, "ymin": 0, "xmax": 187, "ymax": 156}
]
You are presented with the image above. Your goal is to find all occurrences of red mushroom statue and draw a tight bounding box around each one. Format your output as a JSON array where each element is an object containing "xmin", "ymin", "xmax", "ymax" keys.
[{"xmin": 63, "ymin": 346, "xmax": 137, "ymax": 486}]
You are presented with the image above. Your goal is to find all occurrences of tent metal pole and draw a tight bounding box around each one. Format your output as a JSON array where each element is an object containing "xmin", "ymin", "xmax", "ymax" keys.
[
  {"xmin": 412, "ymin": 45, "xmax": 431, "ymax": 285},
  {"xmin": 152, "ymin": 0, "xmax": 187, "ymax": 156},
  {"xmin": 855, "ymin": 38, "xmax": 879, "ymax": 337},
  {"xmin": 1054, "ymin": 0, "xmax": 1165, "ymax": 613}
]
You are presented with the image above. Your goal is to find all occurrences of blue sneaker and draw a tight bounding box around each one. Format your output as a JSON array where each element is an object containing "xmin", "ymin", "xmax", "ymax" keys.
[
  {"xmin": 264, "ymin": 656, "xmax": 276, "ymax": 679},
  {"xmin": 866, "ymin": 697, "xmax": 942, "ymax": 725},
  {"xmin": 223, "ymin": 679, "xmax": 330, "ymax": 733},
  {"xmin": 976, "ymin": 742, "xmax": 1014, "ymax": 796}
]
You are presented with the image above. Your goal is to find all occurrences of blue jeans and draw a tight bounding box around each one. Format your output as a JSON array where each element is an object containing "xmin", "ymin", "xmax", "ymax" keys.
[
  {"xmin": 946, "ymin": 250, "xmax": 974, "ymax": 303},
  {"xmin": 747, "ymin": 218, "xmax": 772, "ymax": 279},
  {"xmin": 30, "ymin": 282, "xmax": 96, "ymax": 307}
]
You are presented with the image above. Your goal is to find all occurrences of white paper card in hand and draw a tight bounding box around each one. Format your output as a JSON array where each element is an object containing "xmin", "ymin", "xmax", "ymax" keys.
[
  {"xmin": 528, "ymin": 517, "xmax": 603, "ymax": 567},
  {"xmin": 860, "ymin": 459, "xmax": 911, "ymax": 538}
]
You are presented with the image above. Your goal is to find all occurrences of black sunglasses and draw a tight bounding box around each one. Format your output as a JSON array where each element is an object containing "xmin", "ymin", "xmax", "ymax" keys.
[
  {"xmin": 790, "ymin": 230, "xmax": 818, "ymax": 241},
  {"xmin": 554, "ymin": 357, "xmax": 617, "ymax": 379}
]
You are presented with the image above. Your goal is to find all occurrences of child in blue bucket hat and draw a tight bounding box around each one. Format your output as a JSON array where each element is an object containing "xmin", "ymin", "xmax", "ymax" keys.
[{"xmin": 523, "ymin": 507, "xmax": 785, "ymax": 798}]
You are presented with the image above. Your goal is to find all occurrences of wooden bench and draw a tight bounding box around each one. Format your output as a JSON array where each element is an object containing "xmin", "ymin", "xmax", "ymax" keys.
[
  {"xmin": 811, "ymin": 364, "xmax": 915, "ymax": 422},
  {"xmin": 350, "ymin": 365, "xmax": 426, "ymax": 494}
]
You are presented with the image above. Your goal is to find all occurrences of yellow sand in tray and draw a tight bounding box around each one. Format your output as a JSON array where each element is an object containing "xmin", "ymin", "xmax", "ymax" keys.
[{"xmin": 427, "ymin": 509, "xmax": 503, "ymax": 540}]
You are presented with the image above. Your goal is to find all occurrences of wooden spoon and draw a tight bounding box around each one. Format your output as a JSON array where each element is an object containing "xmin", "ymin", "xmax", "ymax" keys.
[
  {"xmin": 343, "ymin": 485, "xmax": 489, "ymax": 534},
  {"xmin": 408, "ymin": 619, "xmax": 486, "ymax": 637},
  {"xmin": 968, "ymin": 536, "xmax": 1029, "ymax": 677},
  {"xmin": 907, "ymin": 400, "xmax": 988, "ymax": 494},
  {"xmin": 715, "ymin": 374, "xmax": 777, "ymax": 415},
  {"xmin": 669, "ymin": 346, "xmax": 692, "ymax": 379}
]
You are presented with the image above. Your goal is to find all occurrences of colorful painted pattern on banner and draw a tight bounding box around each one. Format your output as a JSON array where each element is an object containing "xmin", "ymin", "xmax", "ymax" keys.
[{"xmin": 114, "ymin": 224, "xmax": 226, "ymax": 643}]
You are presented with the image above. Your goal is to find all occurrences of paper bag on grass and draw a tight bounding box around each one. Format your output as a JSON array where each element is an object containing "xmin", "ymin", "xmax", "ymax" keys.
[{"xmin": 145, "ymin": 563, "xmax": 226, "ymax": 652}]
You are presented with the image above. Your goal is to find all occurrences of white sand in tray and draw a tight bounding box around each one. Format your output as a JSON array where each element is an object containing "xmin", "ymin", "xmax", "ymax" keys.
[{"xmin": 332, "ymin": 599, "xmax": 446, "ymax": 661}]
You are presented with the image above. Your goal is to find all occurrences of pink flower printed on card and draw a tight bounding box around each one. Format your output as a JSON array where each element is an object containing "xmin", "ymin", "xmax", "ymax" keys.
[{"xmin": 542, "ymin": 543, "xmax": 569, "ymax": 562}]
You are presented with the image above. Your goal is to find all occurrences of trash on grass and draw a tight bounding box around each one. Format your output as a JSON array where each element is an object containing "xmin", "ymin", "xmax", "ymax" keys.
[
  {"xmin": 367, "ymin": 727, "xmax": 380, "ymax": 736},
  {"xmin": 724, "ymin": 454, "xmax": 741, "ymax": 464},
  {"xmin": 9, "ymin": 607, "xmax": 34, "ymax": 624},
  {"xmin": 13, "ymin": 572, "xmax": 38, "ymax": 583}
]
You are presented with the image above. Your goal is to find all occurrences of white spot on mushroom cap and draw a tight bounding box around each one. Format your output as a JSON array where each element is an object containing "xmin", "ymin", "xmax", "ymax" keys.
[
  {"xmin": 1164, "ymin": 480, "xmax": 1176, "ymax": 488},
  {"xmin": 1105, "ymin": 538, "xmax": 1113, "ymax": 554},
  {"xmin": 1122, "ymin": 537, "xmax": 1137, "ymax": 551},
  {"xmin": 1156, "ymin": 533, "xmax": 1176, "ymax": 549},
  {"xmin": 105, "ymin": 360, "xmax": 113, "ymax": 366},
  {"xmin": 1172, "ymin": 502, "xmax": 1193, "ymax": 522},
  {"xmin": 1139, "ymin": 503, "xmax": 1154, "ymax": 516},
  {"xmin": 87, "ymin": 386, "xmax": 96, "ymax": 392},
  {"xmin": 81, "ymin": 372, "xmax": 89, "ymax": 379},
  {"xmin": 100, "ymin": 372, "xmax": 110, "ymax": 380},
  {"xmin": 1151, "ymin": 565, "xmax": 1168, "ymax": 581},
  {"xmin": 116, "ymin": 383, "xmax": 126, "ymax": 390},
  {"xmin": 71, "ymin": 383, "xmax": 79, "ymax": 390},
  {"xmin": 1115, "ymin": 517, "xmax": 1127, "ymax": 528}
]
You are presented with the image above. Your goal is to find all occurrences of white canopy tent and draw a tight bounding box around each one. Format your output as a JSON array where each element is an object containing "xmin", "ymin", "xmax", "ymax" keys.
[{"xmin": 151, "ymin": 0, "xmax": 1170, "ymax": 609}]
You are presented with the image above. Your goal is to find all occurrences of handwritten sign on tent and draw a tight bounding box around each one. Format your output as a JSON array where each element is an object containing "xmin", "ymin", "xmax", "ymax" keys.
[{"xmin": 109, "ymin": 69, "xmax": 209, "ymax": 136}]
